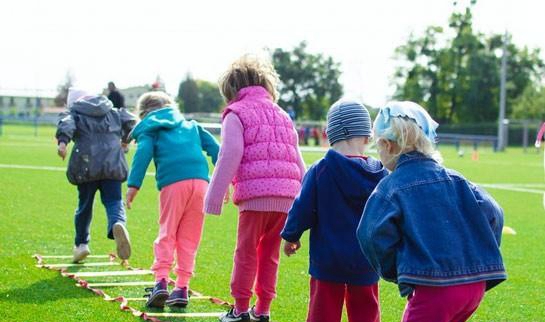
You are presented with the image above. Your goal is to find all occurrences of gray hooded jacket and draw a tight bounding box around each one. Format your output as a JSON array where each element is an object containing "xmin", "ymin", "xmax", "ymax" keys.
[{"xmin": 56, "ymin": 96, "xmax": 137, "ymax": 185}]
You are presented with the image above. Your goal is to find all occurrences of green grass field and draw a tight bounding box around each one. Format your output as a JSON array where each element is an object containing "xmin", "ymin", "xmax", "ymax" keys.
[{"xmin": 1, "ymin": 124, "xmax": 544, "ymax": 322}]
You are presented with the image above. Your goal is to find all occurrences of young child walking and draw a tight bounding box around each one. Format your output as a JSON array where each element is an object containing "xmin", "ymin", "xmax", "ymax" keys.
[
  {"xmin": 281, "ymin": 101, "xmax": 387, "ymax": 322},
  {"xmin": 357, "ymin": 101, "xmax": 506, "ymax": 322},
  {"xmin": 125, "ymin": 91, "xmax": 219, "ymax": 309},
  {"xmin": 205, "ymin": 55, "xmax": 306, "ymax": 322},
  {"xmin": 56, "ymin": 88, "xmax": 136, "ymax": 263}
]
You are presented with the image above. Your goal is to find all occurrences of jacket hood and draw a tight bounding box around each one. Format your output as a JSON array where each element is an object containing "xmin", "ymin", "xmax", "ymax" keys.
[
  {"xmin": 324, "ymin": 149, "xmax": 388, "ymax": 200},
  {"xmin": 70, "ymin": 95, "xmax": 113, "ymax": 117},
  {"xmin": 131, "ymin": 107, "xmax": 184, "ymax": 139}
]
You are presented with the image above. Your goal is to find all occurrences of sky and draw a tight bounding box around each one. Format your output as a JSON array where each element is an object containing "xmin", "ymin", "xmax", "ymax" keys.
[{"xmin": 0, "ymin": 0, "xmax": 543, "ymax": 106}]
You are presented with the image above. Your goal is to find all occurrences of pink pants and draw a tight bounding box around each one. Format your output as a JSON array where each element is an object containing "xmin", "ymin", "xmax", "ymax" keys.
[
  {"xmin": 152, "ymin": 179, "xmax": 207, "ymax": 288},
  {"xmin": 402, "ymin": 282, "xmax": 486, "ymax": 322},
  {"xmin": 231, "ymin": 211, "xmax": 287, "ymax": 315},
  {"xmin": 307, "ymin": 277, "xmax": 380, "ymax": 322}
]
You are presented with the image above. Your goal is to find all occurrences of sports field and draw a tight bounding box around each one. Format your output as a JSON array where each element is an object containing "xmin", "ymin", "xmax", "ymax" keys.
[{"xmin": 1, "ymin": 124, "xmax": 544, "ymax": 322}]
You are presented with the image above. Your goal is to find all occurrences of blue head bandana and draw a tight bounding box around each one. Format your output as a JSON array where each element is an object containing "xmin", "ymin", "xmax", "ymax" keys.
[{"xmin": 374, "ymin": 101, "xmax": 439, "ymax": 143}]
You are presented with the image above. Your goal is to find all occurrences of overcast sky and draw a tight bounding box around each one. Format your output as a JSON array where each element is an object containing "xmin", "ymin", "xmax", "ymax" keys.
[{"xmin": 0, "ymin": 0, "xmax": 543, "ymax": 106}]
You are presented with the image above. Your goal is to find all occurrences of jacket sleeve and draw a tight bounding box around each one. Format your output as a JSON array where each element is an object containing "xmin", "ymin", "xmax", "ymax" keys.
[
  {"xmin": 471, "ymin": 184, "xmax": 504, "ymax": 245},
  {"xmin": 281, "ymin": 166, "xmax": 318, "ymax": 242},
  {"xmin": 357, "ymin": 191, "xmax": 402, "ymax": 283},
  {"xmin": 119, "ymin": 108, "xmax": 138, "ymax": 144},
  {"xmin": 197, "ymin": 124, "xmax": 220, "ymax": 165},
  {"xmin": 127, "ymin": 133, "xmax": 154, "ymax": 189},
  {"xmin": 56, "ymin": 111, "xmax": 76, "ymax": 144}
]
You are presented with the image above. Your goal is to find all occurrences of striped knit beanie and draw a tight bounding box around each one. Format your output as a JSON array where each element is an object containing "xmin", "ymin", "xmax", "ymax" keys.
[{"xmin": 326, "ymin": 100, "xmax": 372, "ymax": 145}]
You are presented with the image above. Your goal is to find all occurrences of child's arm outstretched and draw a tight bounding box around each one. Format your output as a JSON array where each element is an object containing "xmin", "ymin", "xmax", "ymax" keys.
[
  {"xmin": 204, "ymin": 113, "xmax": 244, "ymax": 215},
  {"xmin": 280, "ymin": 166, "xmax": 318, "ymax": 256},
  {"xmin": 126, "ymin": 133, "xmax": 154, "ymax": 209},
  {"xmin": 55, "ymin": 111, "xmax": 76, "ymax": 160},
  {"xmin": 357, "ymin": 192, "xmax": 402, "ymax": 283},
  {"xmin": 197, "ymin": 124, "xmax": 220, "ymax": 165}
]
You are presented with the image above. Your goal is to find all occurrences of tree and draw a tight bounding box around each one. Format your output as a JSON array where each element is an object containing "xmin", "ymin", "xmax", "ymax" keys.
[
  {"xmin": 392, "ymin": 1, "xmax": 544, "ymax": 124},
  {"xmin": 177, "ymin": 74, "xmax": 199, "ymax": 113},
  {"xmin": 54, "ymin": 71, "xmax": 75, "ymax": 107},
  {"xmin": 512, "ymin": 84, "xmax": 545, "ymax": 120},
  {"xmin": 177, "ymin": 76, "xmax": 223, "ymax": 113},
  {"xmin": 196, "ymin": 80, "xmax": 223, "ymax": 113},
  {"xmin": 271, "ymin": 42, "xmax": 343, "ymax": 120}
]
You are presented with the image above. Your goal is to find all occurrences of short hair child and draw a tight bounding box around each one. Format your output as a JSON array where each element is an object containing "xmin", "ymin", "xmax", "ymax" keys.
[
  {"xmin": 281, "ymin": 100, "xmax": 387, "ymax": 322},
  {"xmin": 357, "ymin": 101, "xmax": 506, "ymax": 322}
]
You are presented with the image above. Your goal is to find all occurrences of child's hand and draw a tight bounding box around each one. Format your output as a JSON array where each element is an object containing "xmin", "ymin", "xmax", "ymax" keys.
[
  {"xmin": 283, "ymin": 240, "xmax": 301, "ymax": 257},
  {"xmin": 125, "ymin": 187, "xmax": 139, "ymax": 209},
  {"xmin": 224, "ymin": 185, "xmax": 231, "ymax": 204},
  {"xmin": 57, "ymin": 142, "xmax": 67, "ymax": 160}
]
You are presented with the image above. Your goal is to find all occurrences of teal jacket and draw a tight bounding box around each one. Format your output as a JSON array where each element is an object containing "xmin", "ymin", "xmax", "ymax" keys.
[{"xmin": 127, "ymin": 107, "xmax": 219, "ymax": 190}]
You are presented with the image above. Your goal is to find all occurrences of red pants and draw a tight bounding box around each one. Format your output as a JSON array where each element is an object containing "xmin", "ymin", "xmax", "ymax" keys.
[
  {"xmin": 402, "ymin": 282, "xmax": 486, "ymax": 322},
  {"xmin": 231, "ymin": 211, "xmax": 287, "ymax": 314},
  {"xmin": 307, "ymin": 277, "xmax": 380, "ymax": 322}
]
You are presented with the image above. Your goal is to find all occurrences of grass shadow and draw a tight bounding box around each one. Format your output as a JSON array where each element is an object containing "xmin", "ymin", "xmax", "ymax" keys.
[{"xmin": 0, "ymin": 275, "xmax": 94, "ymax": 304}]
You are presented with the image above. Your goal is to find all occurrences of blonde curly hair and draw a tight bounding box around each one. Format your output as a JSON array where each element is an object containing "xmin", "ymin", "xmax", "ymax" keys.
[
  {"xmin": 218, "ymin": 54, "xmax": 280, "ymax": 103},
  {"xmin": 135, "ymin": 91, "xmax": 174, "ymax": 119}
]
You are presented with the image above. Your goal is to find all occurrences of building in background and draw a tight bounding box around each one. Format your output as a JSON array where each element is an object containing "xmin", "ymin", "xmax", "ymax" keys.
[{"xmin": 0, "ymin": 89, "xmax": 56, "ymax": 118}]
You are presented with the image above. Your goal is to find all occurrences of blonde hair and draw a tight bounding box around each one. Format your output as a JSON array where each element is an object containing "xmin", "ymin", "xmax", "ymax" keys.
[
  {"xmin": 136, "ymin": 91, "xmax": 174, "ymax": 119},
  {"xmin": 375, "ymin": 116, "xmax": 443, "ymax": 164},
  {"xmin": 218, "ymin": 54, "xmax": 280, "ymax": 103}
]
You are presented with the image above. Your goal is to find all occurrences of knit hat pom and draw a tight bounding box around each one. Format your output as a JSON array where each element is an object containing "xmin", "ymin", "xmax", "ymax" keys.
[
  {"xmin": 326, "ymin": 100, "xmax": 372, "ymax": 145},
  {"xmin": 67, "ymin": 87, "xmax": 92, "ymax": 107}
]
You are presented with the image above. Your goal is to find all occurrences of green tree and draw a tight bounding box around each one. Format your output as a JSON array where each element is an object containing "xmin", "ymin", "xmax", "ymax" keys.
[
  {"xmin": 196, "ymin": 80, "xmax": 223, "ymax": 113},
  {"xmin": 177, "ymin": 74, "xmax": 199, "ymax": 113},
  {"xmin": 271, "ymin": 42, "xmax": 343, "ymax": 120},
  {"xmin": 392, "ymin": 2, "xmax": 544, "ymax": 124},
  {"xmin": 512, "ymin": 84, "xmax": 545, "ymax": 120}
]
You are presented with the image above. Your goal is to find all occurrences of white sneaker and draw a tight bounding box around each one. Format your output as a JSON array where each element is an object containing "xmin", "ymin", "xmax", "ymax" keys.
[
  {"xmin": 73, "ymin": 244, "xmax": 90, "ymax": 263},
  {"xmin": 112, "ymin": 223, "xmax": 131, "ymax": 260}
]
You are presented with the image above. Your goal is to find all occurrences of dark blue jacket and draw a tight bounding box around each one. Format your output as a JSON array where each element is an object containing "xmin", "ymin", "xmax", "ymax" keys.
[
  {"xmin": 357, "ymin": 152, "xmax": 506, "ymax": 297},
  {"xmin": 281, "ymin": 149, "xmax": 388, "ymax": 285}
]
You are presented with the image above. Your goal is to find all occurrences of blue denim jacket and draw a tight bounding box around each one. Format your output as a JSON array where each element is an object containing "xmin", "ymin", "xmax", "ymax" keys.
[{"xmin": 357, "ymin": 152, "xmax": 506, "ymax": 296}]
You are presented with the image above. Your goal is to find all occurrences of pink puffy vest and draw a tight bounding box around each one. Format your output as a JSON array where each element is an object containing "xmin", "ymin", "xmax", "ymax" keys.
[{"xmin": 222, "ymin": 86, "xmax": 302, "ymax": 204}]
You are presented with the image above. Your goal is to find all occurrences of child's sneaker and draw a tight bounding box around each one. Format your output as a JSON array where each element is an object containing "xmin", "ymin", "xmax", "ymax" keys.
[
  {"xmin": 72, "ymin": 244, "xmax": 90, "ymax": 263},
  {"xmin": 145, "ymin": 279, "xmax": 169, "ymax": 308},
  {"xmin": 165, "ymin": 287, "xmax": 189, "ymax": 308},
  {"xmin": 112, "ymin": 222, "xmax": 131, "ymax": 260},
  {"xmin": 219, "ymin": 307, "xmax": 250, "ymax": 322},
  {"xmin": 249, "ymin": 307, "xmax": 270, "ymax": 322}
]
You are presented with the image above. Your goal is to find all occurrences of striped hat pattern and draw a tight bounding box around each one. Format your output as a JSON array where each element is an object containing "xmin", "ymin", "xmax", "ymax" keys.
[{"xmin": 326, "ymin": 100, "xmax": 372, "ymax": 145}]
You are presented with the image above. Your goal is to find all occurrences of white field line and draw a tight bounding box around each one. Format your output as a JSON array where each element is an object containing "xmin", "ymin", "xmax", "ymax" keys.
[
  {"xmin": 37, "ymin": 262, "xmax": 118, "ymax": 268},
  {"xmin": 0, "ymin": 164, "xmax": 156, "ymax": 176},
  {"xmin": 80, "ymin": 281, "xmax": 156, "ymax": 287},
  {"xmin": 145, "ymin": 312, "xmax": 224, "ymax": 318},
  {"xmin": 37, "ymin": 255, "xmax": 111, "ymax": 259},
  {"xmin": 5, "ymin": 163, "xmax": 545, "ymax": 195},
  {"xmin": 71, "ymin": 270, "xmax": 152, "ymax": 278},
  {"xmin": 478, "ymin": 184, "xmax": 545, "ymax": 195}
]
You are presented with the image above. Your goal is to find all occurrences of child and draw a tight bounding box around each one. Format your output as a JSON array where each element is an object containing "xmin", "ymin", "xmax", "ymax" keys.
[
  {"xmin": 125, "ymin": 91, "xmax": 219, "ymax": 309},
  {"xmin": 281, "ymin": 101, "xmax": 387, "ymax": 322},
  {"xmin": 205, "ymin": 54, "xmax": 306, "ymax": 322},
  {"xmin": 357, "ymin": 101, "xmax": 506, "ymax": 322},
  {"xmin": 56, "ymin": 88, "xmax": 136, "ymax": 263}
]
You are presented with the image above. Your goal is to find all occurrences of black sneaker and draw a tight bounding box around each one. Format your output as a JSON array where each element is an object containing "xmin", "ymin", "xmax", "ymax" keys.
[
  {"xmin": 166, "ymin": 287, "xmax": 189, "ymax": 308},
  {"xmin": 219, "ymin": 307, "xmax": 250, "ymax": 322},
  {"xmin": 249, "ymin": 306, "xmax": 270, "ymax": 322},
  {"xmin": 144, "ymin": 279, "xmax": 169, "ymax": 308}
]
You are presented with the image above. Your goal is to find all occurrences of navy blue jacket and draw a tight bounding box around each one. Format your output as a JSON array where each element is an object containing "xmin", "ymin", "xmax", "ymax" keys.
[
  {"xmin": 281, "ymin": 149, "xmax": 388, "ymax": 285},
  {"xmin": 357, "ymin": 152, "xmax": 506, "ymax": 297}
]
